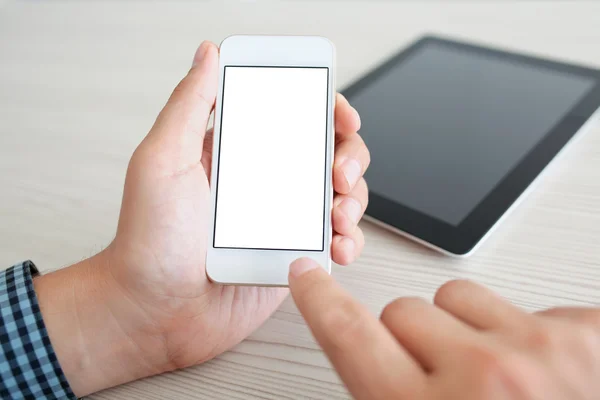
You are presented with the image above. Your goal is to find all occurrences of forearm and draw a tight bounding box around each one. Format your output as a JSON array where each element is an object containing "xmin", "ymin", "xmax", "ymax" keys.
[{"xmin": 33, "ymin": 251, "xmax": 168, "ymax": 396}]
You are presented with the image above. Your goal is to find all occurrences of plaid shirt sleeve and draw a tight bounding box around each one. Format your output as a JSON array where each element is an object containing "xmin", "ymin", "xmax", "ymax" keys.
[{"xmin": 1, "ymin": 261, "xmax": 76, "ymax": 400}]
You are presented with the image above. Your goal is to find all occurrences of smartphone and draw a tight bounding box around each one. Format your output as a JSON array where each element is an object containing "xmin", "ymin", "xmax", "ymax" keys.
[{"xmin": 206, "ymin": 35, "xmax": 336, "ymax": 286}]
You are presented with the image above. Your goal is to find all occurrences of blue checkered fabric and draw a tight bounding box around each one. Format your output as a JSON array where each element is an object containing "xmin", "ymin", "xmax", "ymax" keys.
[{"xmin": 1, "ymin": 261, "xmax": 76, "ymax": 399}]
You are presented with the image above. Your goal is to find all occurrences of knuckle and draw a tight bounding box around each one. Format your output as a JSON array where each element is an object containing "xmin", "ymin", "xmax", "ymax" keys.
[
  {"xmin": 128, "ymin": 143, "xmax": 153, "ymax": 175},
  {"xmin": 434, "ymin": 279, "xmax": 472, "ymax": 306},
  {"xmin": 469, "ymin": 348, "xmax": 530, "ymax": 398},
  {"xmin": 525, "ymin": 326, "xmax": 557, "ymax": 351},
  {"xmin": 172, "ymin": 78, "xmax": 187, "ymax": 97},
  {"xmin": 467, "ymin": 345, "xmax": 502, "ymax": 369},
  {"xmin": 130, "ymin": 138, "xmax": 174, "ymax": 176},
  {"xmin": 321, "ymin": 299, "xmax": 369, "ymax": 349},
  {"xmin": 170, "ymin": 77, "xmax": 194, "ymax": 107},
  {"xmin": 129, "ymin": 144, "xmax": 146, "ymax": 167},
  {"xmin": 170, "ymin": 72, "xmax": 212, "ymax": 111},
  {"xmin": 380, "ymin": 297, "xmax": 425, "ymax": 323}
]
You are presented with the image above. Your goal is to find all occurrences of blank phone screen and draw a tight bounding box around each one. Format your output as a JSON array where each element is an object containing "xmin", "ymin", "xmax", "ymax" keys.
[{"xmin": 213, "ymin": 66, "xmax": 330, "ymax": 251}]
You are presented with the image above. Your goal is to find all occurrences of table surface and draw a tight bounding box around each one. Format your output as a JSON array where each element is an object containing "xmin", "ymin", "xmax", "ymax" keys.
[{"xmin": 1, "ymin": 1, "xmax": 600, "ymax": 399}]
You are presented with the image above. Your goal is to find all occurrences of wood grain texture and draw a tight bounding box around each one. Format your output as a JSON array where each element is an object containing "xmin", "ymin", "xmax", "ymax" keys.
[{"xmin": 1, "ymin": 1, "xmax": 599, "ymax": 398}]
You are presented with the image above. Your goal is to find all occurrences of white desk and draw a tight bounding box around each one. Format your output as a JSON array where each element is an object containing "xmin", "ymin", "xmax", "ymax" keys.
[{"xmin": 1, "ymin": 1, "xmax": 599, "ymax": 399}]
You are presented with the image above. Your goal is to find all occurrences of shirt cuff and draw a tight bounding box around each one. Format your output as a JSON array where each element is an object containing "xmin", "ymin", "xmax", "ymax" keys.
[{"xmin": 0, "ymin": 261, "xmax": 76, "ymax": 399}]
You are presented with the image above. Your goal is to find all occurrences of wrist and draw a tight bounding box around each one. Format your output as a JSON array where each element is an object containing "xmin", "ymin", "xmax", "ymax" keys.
[{"xmin": 34, "ymin": 250, "xmax": 171, "ymax": 396}]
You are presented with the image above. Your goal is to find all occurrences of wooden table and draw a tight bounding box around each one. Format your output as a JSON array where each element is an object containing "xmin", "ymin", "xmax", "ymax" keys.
[{"xmin": 1, "ymin": 1, "xmax": 599, "ymax": 398}]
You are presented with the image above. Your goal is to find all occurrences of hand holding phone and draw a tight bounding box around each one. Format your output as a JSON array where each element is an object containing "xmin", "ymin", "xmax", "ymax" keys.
[{"xmin": 82, "ymin": 40, "xmax": 368, "ymax": 381}]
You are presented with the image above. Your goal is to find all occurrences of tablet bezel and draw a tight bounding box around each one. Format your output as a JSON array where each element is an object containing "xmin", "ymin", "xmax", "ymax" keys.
[{"xmin": 343, "ymin": 35, "xmax": 600, "ymax": 256}]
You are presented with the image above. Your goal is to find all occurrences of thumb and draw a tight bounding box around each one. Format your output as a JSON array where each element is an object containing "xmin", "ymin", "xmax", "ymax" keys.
[{"xmin": 147, "ymin": 41, "xmax": 219, "ymax": 170}]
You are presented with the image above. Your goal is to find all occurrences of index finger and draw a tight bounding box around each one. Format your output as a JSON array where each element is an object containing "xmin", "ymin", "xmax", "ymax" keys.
[{"xmin": 288, "ymin": 258, "xmax": 426, "ymax": 400}]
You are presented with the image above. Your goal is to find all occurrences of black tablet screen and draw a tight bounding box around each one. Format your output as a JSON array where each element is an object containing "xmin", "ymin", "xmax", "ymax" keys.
[{"xmin": 351, "ymin": 42, "xmax": 596, "ymax": 226}]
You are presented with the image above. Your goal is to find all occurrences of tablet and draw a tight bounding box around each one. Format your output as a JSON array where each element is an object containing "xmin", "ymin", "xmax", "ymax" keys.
[{"xmin": 343, "ymin": 35, "xmax": 600, "ymax": 256}]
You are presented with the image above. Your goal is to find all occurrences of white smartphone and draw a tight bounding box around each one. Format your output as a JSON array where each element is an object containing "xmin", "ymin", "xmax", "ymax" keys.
[{"xmin": 206, "ymin": 35, "xmax": 336, "ymax": 286}]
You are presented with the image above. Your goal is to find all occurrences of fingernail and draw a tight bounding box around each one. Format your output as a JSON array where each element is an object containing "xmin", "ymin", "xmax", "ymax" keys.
[
  {"xmin": 342, "ymin": 159, "xmax": 362, "ymax": 188},
  {"xmin": 192, "ymin": 42, "xmax": 209, "ymax": 68},
  {"xmin": 289, "ymin": 258, "xmax": 320, "ymax": 278},
  {"xmin": 340, "ymin": 198, "xmax": 361, "ymax": 225}
]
